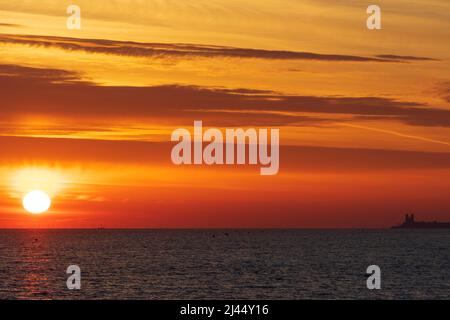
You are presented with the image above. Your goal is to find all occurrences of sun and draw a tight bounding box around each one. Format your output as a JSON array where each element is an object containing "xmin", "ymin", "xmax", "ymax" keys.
[
  {"xmin": 23, "ymin": 190, "xmax": 52, "ymax": 214},
  {"xmin": 11, "ymin": 168, "xmax": 64, "ymax": 214}
]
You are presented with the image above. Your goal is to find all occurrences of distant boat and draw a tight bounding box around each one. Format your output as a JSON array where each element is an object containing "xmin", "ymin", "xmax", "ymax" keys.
[{"xmin": 392, "ymin": 214, "xmax": 450, "ymax": 229}]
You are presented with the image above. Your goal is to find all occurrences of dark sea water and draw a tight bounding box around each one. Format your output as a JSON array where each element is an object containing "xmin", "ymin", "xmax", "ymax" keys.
[{"xmin": 0, "ymin": 229, "xmax": 448, "ymax": 300}]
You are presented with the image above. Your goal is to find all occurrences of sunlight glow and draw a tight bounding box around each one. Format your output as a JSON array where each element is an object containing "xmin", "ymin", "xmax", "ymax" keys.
[{"xmin": 12, "ymin": 168, "xmax": 64, "ymax": 197}]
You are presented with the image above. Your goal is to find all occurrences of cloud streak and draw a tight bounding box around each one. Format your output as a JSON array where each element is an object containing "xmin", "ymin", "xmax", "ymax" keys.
[
  {"xmin": 1, "ymin": 63, "xmax": 449, "ymax": 129},
  {"xmin": 0, "ymin": 34, "xmax": 437, "ymax": 63},
  {"xmin": 374, "ymin": 54, "xmax": 439, "ymax": 61},
  {"xmin": 2, "ymin": 136, "xmax": 450, "ymax": 172},
  {"xmin": 0, "ymin": 23, "xmax": 22, "ymax": 28}
]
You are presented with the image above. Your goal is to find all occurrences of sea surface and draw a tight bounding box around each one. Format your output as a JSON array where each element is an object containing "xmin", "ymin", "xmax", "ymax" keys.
[{"xmin": 0, "ymin": 229, "xmax": 448, "ymax": 299}]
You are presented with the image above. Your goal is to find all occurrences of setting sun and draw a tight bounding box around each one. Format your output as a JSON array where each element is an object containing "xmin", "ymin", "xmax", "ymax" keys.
[{"xmin": 23, "ymin": 190, "xmax": 51, "ymax": 214}]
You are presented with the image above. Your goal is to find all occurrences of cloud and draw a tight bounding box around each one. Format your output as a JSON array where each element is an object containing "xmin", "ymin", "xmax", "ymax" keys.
[
  {"xmin": 0, "ymin": 63, "xmax": 84, "ymax": 83},
  {"xmin": 0, "ymin": 33, "xmax": 424, "ymax": 62},
  {"xmin": 436, "ymin": 81, "xmax": 450, "ymax": 103},
  {"xmin": 374, "ymin": 54, "xmax": 439, "ymax": 61},
  {"xmin": 1, "ymin": 136, "xmax": 450, "ymax": 172},
  {"xmin": 1, "ymin": 63, "xmax": 450, "ymax": 128},
  {"xmin": 0, "ymin": 23, "xmax": 22, "ymax": 28}
]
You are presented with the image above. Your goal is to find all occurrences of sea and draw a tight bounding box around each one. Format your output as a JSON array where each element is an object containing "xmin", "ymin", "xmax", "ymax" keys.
[{"xmin": 0, "ymin": 229, "xmax": 448, "ymax": 299}]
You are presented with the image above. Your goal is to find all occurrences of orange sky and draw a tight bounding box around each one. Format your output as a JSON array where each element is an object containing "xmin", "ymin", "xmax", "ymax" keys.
[{"xmin": 0, "ymin": 0, "xmax": 449, "ymax": 228}]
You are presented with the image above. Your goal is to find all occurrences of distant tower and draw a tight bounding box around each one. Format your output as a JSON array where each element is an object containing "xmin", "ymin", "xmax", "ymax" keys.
[{"xmin": 405, "ymin": 214, "xmax": 413, "ymax": 224}]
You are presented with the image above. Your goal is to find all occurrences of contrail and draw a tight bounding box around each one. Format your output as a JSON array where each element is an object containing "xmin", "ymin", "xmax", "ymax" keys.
[{"xmin": 341, "ymin": 123, "xmax": 450, "ymax": 147}]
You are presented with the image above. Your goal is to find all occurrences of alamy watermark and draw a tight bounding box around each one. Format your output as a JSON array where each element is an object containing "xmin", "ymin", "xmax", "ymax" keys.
[
  {"xmin": 66, "ymin": 265, "xmax": 81, "ymax": 290},
  {"xmin": 171, "ymin": 121, "xmax": 279, "ymax": 175},
  {"xmin": 366, "ymin": 265, "xmax": 381, "ymax": 290},
  {"xmin": 67, "ymin": 5, "xmax": 81, "ymax": 30},
  {"xmin": 367, "ymin": 5, "xmax": 381, "ymax": 30}
]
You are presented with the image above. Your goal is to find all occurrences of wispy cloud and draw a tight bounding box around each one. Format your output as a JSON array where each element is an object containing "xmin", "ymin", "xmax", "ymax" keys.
[
  {"xmin": 0, "ymin": 34, "xmax": 436, "ymax": 62},
  {"xmin": 0, "ymin": 63, "xmax": 83, "ymax": 83},
  {"xmin": 0, "ymin": 23, "xmax": 22, "ymax": 28},
  {"xmin": 374, "ymin": 54, "xmax": 439, "ymax": 61},
  {"xmin": 1, "ymin": 63, "xmax": 449, "ymax": 129},
  {"xmin": 1, "ymin": 136, "xmax": 450, "ymax": 171}
]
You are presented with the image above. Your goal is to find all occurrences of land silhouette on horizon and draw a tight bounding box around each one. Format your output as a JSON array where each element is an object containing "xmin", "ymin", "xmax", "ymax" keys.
[{"xmin": 392, "ymin": 214, "xmax": 450, "ymax": 229}]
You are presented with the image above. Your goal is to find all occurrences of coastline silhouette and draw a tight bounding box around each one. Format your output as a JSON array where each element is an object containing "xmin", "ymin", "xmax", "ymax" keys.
[{"xmin": 392, "ymin": 214, "xmax": 450, "ymax": 229}]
